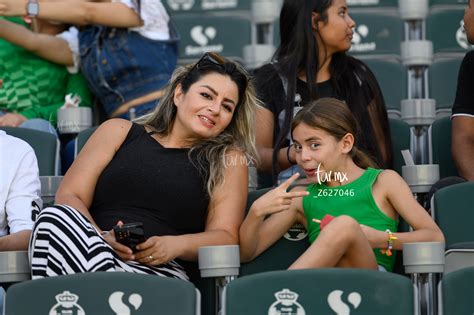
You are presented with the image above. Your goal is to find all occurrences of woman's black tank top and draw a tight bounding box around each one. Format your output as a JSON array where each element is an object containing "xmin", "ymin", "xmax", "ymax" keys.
[{"xmin": 89, "ymin": 123, "xmax": 210, "ymax": 238}]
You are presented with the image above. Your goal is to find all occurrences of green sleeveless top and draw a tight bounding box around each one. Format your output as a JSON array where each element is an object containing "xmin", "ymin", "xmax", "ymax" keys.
[{"xmin": 303, "ymin": 167, "xmax": 398, "ymax": 271}]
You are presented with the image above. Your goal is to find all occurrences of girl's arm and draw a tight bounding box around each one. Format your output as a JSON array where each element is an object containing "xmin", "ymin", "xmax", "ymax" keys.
[
  {"xmin": 239, "ymin": 174, "xmax": 309, "ymax": 262},
  {"xmin": 256, "ymin": 106, "xmax": 295, "ymax": 172},
  {"xmin": 0, "ymin": 19, "xmax": 73, "ymax": 65},
  {"xmin": 365, "ymin": 170, "xmax": 444, "ymax": 250},
  {"xmin": 0, "ymin": 1, "xmax": 142, "ymax": 27}
]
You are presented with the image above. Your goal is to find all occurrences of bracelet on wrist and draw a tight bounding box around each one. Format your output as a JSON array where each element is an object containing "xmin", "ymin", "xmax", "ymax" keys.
[
  {"xmin": 380, "ymin": 229, "xmax": 397, "ymax": 257},
  {"xmin": 286, "ymin": 145, "xmax": 296, "ymax": 165}
]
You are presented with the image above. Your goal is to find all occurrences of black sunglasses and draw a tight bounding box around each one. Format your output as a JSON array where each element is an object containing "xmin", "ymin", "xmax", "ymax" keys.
[{"xmin": 187, "ymin": 52, "xmax": 250, "ymax": 87}]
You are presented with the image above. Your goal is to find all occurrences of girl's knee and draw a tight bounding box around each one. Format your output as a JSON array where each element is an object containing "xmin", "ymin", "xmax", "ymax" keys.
[{"xmin": 323, "ymin": 215, "xmax": 360, "ymax": 240}]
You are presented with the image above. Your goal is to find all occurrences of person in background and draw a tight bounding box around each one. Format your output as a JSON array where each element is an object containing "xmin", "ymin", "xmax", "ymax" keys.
[{"xmin": 254, "ymin": 0, "xmax": 392, "ymax": 186}]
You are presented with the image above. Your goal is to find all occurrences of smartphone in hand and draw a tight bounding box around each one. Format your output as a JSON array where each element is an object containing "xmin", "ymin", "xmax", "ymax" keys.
[{"xmin": 113, "ymin": 222, "xmax": 147, "ymax": 252}]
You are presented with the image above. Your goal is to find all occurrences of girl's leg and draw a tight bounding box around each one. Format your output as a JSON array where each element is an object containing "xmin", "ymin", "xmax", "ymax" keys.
[{"xmin": 288, "ymin": 215, "xmax": 378, "ymax": 270}]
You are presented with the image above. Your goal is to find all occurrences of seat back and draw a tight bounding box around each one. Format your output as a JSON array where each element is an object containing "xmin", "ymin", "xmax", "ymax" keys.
[
  {"xmin": 5, "ymin": 272, "xmax": 199, "ymax": 314},
  {"xmin": 389, "ymin": 118, "xmax": 412, "ymax": 174},
  {"xmin": 366, "ymin": 59, "xmax": 407, "ymax": 118},
  {"xmin": 348, "ymin": 12, "xmax": 403, "ymax": 59},
  {"xmin": 429, "ymin": 57, "xmax": 463, "ymax": 116},
  {"xmin": 0, "ymin": 127, "xmax": 59, "ymax": 176},
  {"xmin": 433, "ymin": 182, "xmax": 474, "ymax": 247},
  {"xmin": 239, "ymin": 188, "xmax": 309, "ymax": 276},
  {"xmin": 427, "ymin": 7, "xmax": 474, "ymax": 57},
  {"xmin": 224, "ymin": 269, "xmax": 414, "ymax": 315},
  {"xmin": 429, "ymin": 116, "xmax": 459, "ymax": 178},
  {"xmin": 163, "ymin": 0, "xmax": 250, "ymax": 13},
  {"xmin": 440, "ymin": 266, "xmax": 474, "ymax": 314},
  {"xmin": 347, "ymin": 0, "xmax": 398, "ymax": 8},
  {"xmin": 173, "ymin": 14, "xmax": 251, "ymax": 64}
]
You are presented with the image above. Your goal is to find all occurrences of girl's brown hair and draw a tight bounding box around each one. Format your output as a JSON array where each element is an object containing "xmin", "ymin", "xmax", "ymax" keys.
[{"xmin": 291, "ymin": 98, "xmax": 376, "ymax": 169}]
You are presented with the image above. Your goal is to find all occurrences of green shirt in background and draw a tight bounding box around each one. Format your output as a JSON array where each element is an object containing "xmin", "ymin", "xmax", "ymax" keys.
[
  {"xmin": 303, "ymin": 167, "xmax": 399, "ymax": 272},
  {"xmin": 0, "ymin": 17, "xmax": 91, "ymax": 126}
]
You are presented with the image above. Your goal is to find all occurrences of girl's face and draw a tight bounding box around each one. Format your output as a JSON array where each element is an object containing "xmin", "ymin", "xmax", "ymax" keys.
[
  {"xmin": 173, "ymin": 72, "xmax": 239, "ymax": 142},
  {"xmin": 292, "ymin": 123, "xmax": 349, "ymax": 179},
  {"xmin": 464, "ymin": 0, "xmax": 474, "ymax": 45},
  {"xmin": 314, "ymin": 0, "xmax": 355, "ymax": 56}
]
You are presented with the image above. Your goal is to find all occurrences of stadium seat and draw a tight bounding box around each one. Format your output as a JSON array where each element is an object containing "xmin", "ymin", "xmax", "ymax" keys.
[
  {"xmin": 433, "ymin": 182, "xmax": 474, "ymax": 273},
  {"xmin": 366, "ymin": 59, "xmax": 406, "ymax": 118},
  {"xmin": 430, "ymin": 0, "xmax": 468, "ymax": 6},
  {"xmin": 440, "ymin": 266, "xmax": 474, "ymax": 314},
  {"xmin": 223, "ymin": 269, "xmax": 414, "ymax": 315},
  {"xmin": 173, "ymin": 14, "xmax": 251, "ymax": 63},
  {"xmin": 347, "ymin": 0, "xmax": 398, "ymax": 8},
  {"xmin": 428, "ymin": 116, "xmax": 459, "ymax": 178},
  {"xmin": 348, "ymin": 12, "xmax": 403, "ymax": 59},
  {"xmin": 427, "ymin": 7, "xmax": 473, "ymax": 56},
  {"xmin": 0, "ymin": 126, "xmax": 59, "ymax": 176},
  {"xmin": 5, "ymin": 272, "xmax": 200, "ymax": 315},
  {"xmin": 389, "ymin": 118, "xmax": 412, "ymax": 174},
  {"xmin": 163, "ymin": 0, "xmax": 250, "ymax": 14},
  {"xmin": 74, "ymin": 126, "xmax": 97, "ymax": 157},
  {"xmin": 239, "ymin": 188, "xmax": 309, "ymax": 276},
  {"xmin": 429, "ymin": 57, "xmax": 463, "ymax": 117}
]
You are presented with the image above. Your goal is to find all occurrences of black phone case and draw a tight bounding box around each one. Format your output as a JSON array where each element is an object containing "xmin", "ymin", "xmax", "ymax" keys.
[{"xmin": 113, "ymin": 222, "xmax": 146, "ymax": 252}]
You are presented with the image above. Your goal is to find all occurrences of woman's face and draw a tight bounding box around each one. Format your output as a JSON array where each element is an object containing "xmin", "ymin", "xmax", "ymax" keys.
[
  {"xmin": 173, "ymin": 72, "xmax": 239, "ymax": 142},
  {"xmin": 315, "ymin": 0, "xmax": 355, "ymax": 56}
]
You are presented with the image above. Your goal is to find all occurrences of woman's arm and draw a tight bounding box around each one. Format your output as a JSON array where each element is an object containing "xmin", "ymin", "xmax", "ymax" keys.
[
  {"xmin": 239, "ymin": 174, "xmax": 309, "ymax": 262},
  {"xmin": 364, "ymin": 170, "xmax": 445, "ymax": 250},
  {"xmin": 55, "ymin": 119, "xmax": 131, "ymax": 228},
  {"xmin": 134, "ymin": 150, "xmax": 249, "ymax": 266},
  {"xmin": 256, "ymin": 106, "xmax": 295, "ymax": 172},
  {"xmin": 0, "ymin": 19, "xmax": 73, "ymax": 65},
  {"xmin": 0, "ymin": 1, "xmax": 142, "ymax": 27}
]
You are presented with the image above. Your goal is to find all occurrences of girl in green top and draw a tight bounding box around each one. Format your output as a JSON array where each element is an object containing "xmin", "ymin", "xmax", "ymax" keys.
[{"xmin": 240, "ymin": 98, "xmax": 444, "ymax": 271}]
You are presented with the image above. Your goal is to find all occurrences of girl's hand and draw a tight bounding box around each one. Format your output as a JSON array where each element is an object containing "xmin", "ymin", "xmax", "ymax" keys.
[
  {"xmin": 134, "ymin": 236, "xmax": 181, "ymax": 266},
  {"xmin": 0, "ymin": 0, "xmax": 26, "ymax": 16},
  {"xmin": 360, "ymin": 224, "xmax": 386, "ymax": 248},
  {"xmin": 250, "ymin": 173, "xmax": 309, "ymax": 218},
  {"xmin": 0, "ymin": 113, "xmax": 27, "ymax": 127},
  {"xmin": 102, "ymin": 229, "xmax": 135, "ymax": 261}
]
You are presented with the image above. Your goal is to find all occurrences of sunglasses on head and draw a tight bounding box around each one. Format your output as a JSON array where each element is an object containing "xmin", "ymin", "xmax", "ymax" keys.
[{"xmin": 188, "ymin": 52, "xmax": 249, "ymax": 88}]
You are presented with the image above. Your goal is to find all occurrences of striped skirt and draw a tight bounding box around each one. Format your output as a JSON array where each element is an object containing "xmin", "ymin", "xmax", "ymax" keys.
[{"xmin": 29, "ymin": 204, "xmax": 188, "ymax": 280}]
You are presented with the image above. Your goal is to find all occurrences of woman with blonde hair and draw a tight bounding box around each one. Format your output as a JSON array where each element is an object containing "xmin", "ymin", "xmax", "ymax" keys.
[{"xmin": 29, "ymin": 52, "xmax": 258, "ymax": 281}]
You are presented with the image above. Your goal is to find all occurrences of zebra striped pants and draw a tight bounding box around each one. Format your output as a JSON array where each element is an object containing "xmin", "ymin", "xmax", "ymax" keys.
[{"xmin": 29, "ymin": 205, "xmax": 189, "ymax": 280}]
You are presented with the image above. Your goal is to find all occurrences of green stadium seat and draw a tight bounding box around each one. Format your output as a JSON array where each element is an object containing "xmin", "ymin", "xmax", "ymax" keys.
[
  {"xmin": 428, "ymin": 116, "xmax": 459, "ymax": 178},
  {"xmin": 389, "ymin": 118, "xmax": 412, "ymax": 175},
  {"xmin": 430, "ymin": 0, "xmax": 468, "ymax": 6},
  {"xmin": 240, "ymin": 188, "xmax": 309, "ymax": 276},
  {"xmin": 5, "ymin": 272, "xmax": 200, "ymax": 315},
  {"xmin": 223, "ymin": 269, "xmax": 414, "ymax": 315},
  {"xmin": 173, "ymin": 14, "xmax": 251, "ymax": 63},
  {"xmin": 348, "ymin": 12, "xmax": 403, "ymax": 58},
  {"xmin": 427, "ymin": 8, "xmax": 474, "ymax": 56},
  {"xmin": 366, "ymin": 59, "xmax": 406, "ymax": 118},
  {"xmin": 440, "ymin": 266, "xmax": 474, "ymax": 314},
  {"xmin": 429, "ymin": 57, "xmax": 463, "ymax": 116},
  {"xmin": 163, "ymin": 0, "xmax": 250, "ymax": 14},
  {"xmin": 347, "ymin": 0, "xmax": 398, "ymax": 8},
  {"xmin": 433, "ymin": 182, "xmax": 474, "ymax": 273},
  {"xmin": 0, "ymin": 126, "xmax": 59, "ymax": 176}
]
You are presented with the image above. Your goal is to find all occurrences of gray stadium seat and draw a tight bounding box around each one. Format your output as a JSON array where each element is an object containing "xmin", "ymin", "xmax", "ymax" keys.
[{"xmin": 173, "ymin": 14, "xmax": 251, "ymax": 63}]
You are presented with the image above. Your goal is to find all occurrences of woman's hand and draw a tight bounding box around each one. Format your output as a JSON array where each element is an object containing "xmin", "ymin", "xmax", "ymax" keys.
[
  {"xmin": 359, "ymin": 224, "xmax": 386, "ymax": 248},
  {"xmin": 102, "ymin": 229, "xmax": 135, "ymax": 261},
  {"xmin": 0, "ymin": 113, "xmax": 27, "ymax": 127},
  {"xmin": 134, "ymin": 236, "xmax": 182, "ymax": 266},
  {"xmin": 0, "ymin": 0, "xmax": 26, "ymax": 16},
  {"xmin": 250, "ymin": 173, "xmax": 309, "ymax": 218}
]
